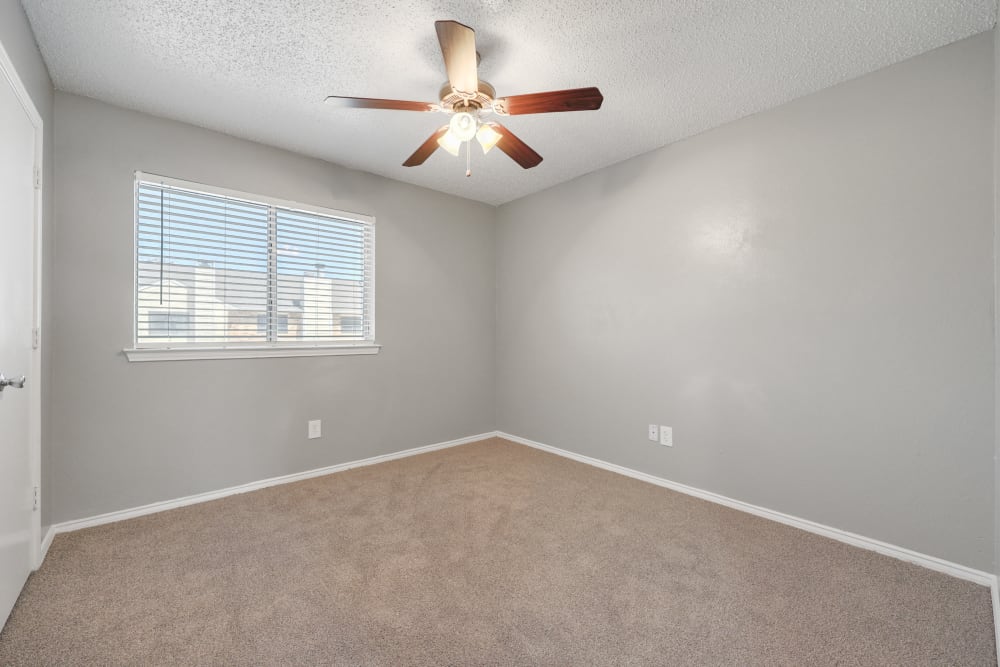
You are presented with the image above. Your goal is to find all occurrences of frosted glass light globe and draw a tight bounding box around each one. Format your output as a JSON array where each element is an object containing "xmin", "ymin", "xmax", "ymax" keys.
[
  {"xmin": 437, "ymin": 130, "xmax": 462, "ymax": 156},
  {"xmin": 476, "ymin": 123, "xmax": 502, "ymax": 154},
  {"xmin": 449, "ymin": 111, "xmax": 478, "ymax": 142}
]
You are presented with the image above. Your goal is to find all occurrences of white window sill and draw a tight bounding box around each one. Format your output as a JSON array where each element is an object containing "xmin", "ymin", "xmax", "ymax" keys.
[{"xmin": 123, "ymin": 344, "xmax": 381, "ymax": 362}]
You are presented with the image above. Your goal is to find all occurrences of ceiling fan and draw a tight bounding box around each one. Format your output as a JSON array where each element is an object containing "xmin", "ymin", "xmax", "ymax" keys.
[{"xmin": 325, "ymin": 20, "xmax": 604, "ymax": 174}]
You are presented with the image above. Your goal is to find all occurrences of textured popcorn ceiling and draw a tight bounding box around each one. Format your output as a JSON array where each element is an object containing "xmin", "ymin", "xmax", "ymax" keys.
[{"xmin": 21, "ymin": 1, "xmax": 997, "ymax": 206}]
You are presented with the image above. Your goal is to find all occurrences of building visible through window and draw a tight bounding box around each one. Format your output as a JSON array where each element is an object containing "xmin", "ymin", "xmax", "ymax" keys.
[
  {"xmin": 339, "ymin": 316, "xmax": 362, "ymax": 336},
  {"xmin": 148, "ymin": 310, "xmax": 191, "ymax": 338},
  {"xmin": 256, "ymin": 314, "xmax": 290, "ymax": 335}
]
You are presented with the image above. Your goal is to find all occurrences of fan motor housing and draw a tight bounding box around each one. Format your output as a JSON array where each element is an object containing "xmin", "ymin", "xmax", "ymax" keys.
[{"xmin": 439, "ymin": 80, "xmax": 496, "ymax": 114}]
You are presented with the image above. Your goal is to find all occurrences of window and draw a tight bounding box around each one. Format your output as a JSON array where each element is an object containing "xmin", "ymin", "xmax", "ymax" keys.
[{"xmin": 127, "ymin": 173, "xmax": 377, "ymax": 361}]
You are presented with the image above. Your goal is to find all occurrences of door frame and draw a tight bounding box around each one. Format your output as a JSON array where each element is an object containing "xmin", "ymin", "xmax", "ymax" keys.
[{"xmin": 0, "ymin": 38, "xmax": 44, "ymax": 569}]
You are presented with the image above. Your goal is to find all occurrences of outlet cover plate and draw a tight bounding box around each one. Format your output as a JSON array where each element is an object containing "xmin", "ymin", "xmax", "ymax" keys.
[
  {"xmin": 648, "ymin": 424, "xmax": 659, "ymax": 442},
  {"xmin": 660, "ymin": 426, "xmax": 673, "ymax": 447},
  {"xmin": 308, "ymin": 419, "xmax": 322, "ymax": 439}
]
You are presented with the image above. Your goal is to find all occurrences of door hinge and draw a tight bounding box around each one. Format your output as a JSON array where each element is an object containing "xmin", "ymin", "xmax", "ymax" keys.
[
  {"xmin": 33, "ymin": 165, "xmax": 41, "ymax": 190},
  {"xmin": 32, "ymin": 486, "xmax": 39, "ymax": 511},
  {"xmin": 32, "ymin": 327, "xmax": 39, "ymax": 350}
]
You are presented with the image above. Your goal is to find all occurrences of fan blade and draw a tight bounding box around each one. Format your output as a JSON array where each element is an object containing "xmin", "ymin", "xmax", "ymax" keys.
[
  {"xmin": 403, "ymin": 126, "xmax": 450, "ymax": 167},
  {"xmin": 435, "ymin": 20, "xmax": 478, "ymax": 95},
  {"xmin": 493, "ymin": 124, "xmax": 543, "ymax": 169},
  {"xmin": 494, "ymin": 87, "xmax": 604, "ymax": 115},
  {"xmin": 325, "ymin": 96, "xmax": 436, "ymax": 112}
]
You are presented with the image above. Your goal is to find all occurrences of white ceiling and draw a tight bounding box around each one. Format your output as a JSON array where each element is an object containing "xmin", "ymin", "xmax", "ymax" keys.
[{"xmin": 21, "ymin": 1, "xmax": 997, "ymax": 206}]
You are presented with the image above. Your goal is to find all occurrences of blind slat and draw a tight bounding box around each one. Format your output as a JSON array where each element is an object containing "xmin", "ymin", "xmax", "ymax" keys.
[{"xmin": 137, "ymin": 205, "xmax": 269, "ymax": 230}]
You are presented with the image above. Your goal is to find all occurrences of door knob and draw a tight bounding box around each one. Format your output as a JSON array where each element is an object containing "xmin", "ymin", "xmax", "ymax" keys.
[{"xmin": 0, "ymin": 373, "xmax": 26, "ymax": 391}]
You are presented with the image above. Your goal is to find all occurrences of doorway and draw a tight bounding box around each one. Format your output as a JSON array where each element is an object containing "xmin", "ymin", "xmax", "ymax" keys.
[{"xmin": 0, "ymin": 38, "xmax": 43, "ymax": 629}]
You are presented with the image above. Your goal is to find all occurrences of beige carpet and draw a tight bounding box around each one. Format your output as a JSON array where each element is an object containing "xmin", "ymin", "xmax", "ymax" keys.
[{"xmin": 0, "ymin": 438, "xmax": 994, "ymax": 666}]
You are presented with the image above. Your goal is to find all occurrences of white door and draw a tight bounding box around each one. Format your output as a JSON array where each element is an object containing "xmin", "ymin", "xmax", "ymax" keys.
[{"xmin": 0, "ymin": 53, "xmax": 38, "ymax": 629}]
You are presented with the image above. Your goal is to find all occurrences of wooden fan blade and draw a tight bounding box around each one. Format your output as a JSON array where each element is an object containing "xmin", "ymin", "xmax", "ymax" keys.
[
  {"xmin": 493, "ymin": 124, "xmax": 543, "ymax": 169},
  {"xmin": 403, "ymin": 126, "xmax": 449, "ymax": 167},
  {"xmin": 494, "ymin": 87, "xmax": 604, "ymax": 115},
  {"xmin": 435, "ymin": 20, "xmax": 478, "ymax": 95},
  {"xmin": 325, "ymin": 96, "xmax": 436, "ymax": 112}
]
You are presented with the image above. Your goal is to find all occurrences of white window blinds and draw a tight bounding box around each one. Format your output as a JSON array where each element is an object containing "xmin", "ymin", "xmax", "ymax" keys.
[{"xmin": 135, "ymin": 174, "xmax": 374, "ymax": 348}]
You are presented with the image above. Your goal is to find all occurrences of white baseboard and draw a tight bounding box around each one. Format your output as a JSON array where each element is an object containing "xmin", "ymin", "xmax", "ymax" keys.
[
  {"xmin": 51, "ymin": 432, "xmax": 496, "ymax": 536},
  {"xmin": 990, "ymin": 576, "xmax": 1000, "ymax": 659},
  {"xmin": 33, "ymin": 428, "xmax": 1000, "ymax": 661},
  {"xmin": 993, "ymin": 579, "xmax": 1000, "ymax": 660},
  {"xmin": 40, "ymin": 428, "xmax": 999, "ymax": 592},
  {"xmin": 498, "ymin": 431, "xmax": 996, "ymax": 588},
  {"xmin": 36, "ymin": 526, "xmax": 54, "ymax": 569}
]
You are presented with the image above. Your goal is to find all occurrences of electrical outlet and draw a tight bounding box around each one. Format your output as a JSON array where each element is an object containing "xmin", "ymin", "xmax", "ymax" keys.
[
  {"xmin": 308, "ymin": 419, "xmax": 322, "ymax": 439},
  {"xmin": 659, "ymin": 426, "xmax": 673, "ymax": 447},
  {"xmin": 648, "ymin": 424, "xmax": 659, "ymax": 442}
]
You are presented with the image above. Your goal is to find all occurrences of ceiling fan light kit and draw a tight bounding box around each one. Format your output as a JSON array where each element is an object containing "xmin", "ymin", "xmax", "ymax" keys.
[{"xmin": 325, "ymin": 20, "xmax": 604, "ymax": 175}]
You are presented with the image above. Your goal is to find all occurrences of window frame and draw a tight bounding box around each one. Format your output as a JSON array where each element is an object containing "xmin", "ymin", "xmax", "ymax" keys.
[{"xmin": 124, "ymin": 172, "xmax": 379, "ymax": 362}]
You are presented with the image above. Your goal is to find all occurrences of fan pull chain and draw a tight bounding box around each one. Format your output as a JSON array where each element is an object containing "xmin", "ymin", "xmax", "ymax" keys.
[{"xmin": 465, "ymin": 140, "xmax": 472, "ymax": 177}]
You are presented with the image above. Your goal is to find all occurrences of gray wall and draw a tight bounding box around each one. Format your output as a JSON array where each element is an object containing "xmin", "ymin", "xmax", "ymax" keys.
[
  {"xmin": 51, "ymin": 93, "xmax": 496, "ymax": 523},
  {"xmin": 0, "ymin": 0, "xmax": 54, "ymax": 534},
  {"xmin": 496, "ymin": 33, "xmax": 995, "ymax": 571}
]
